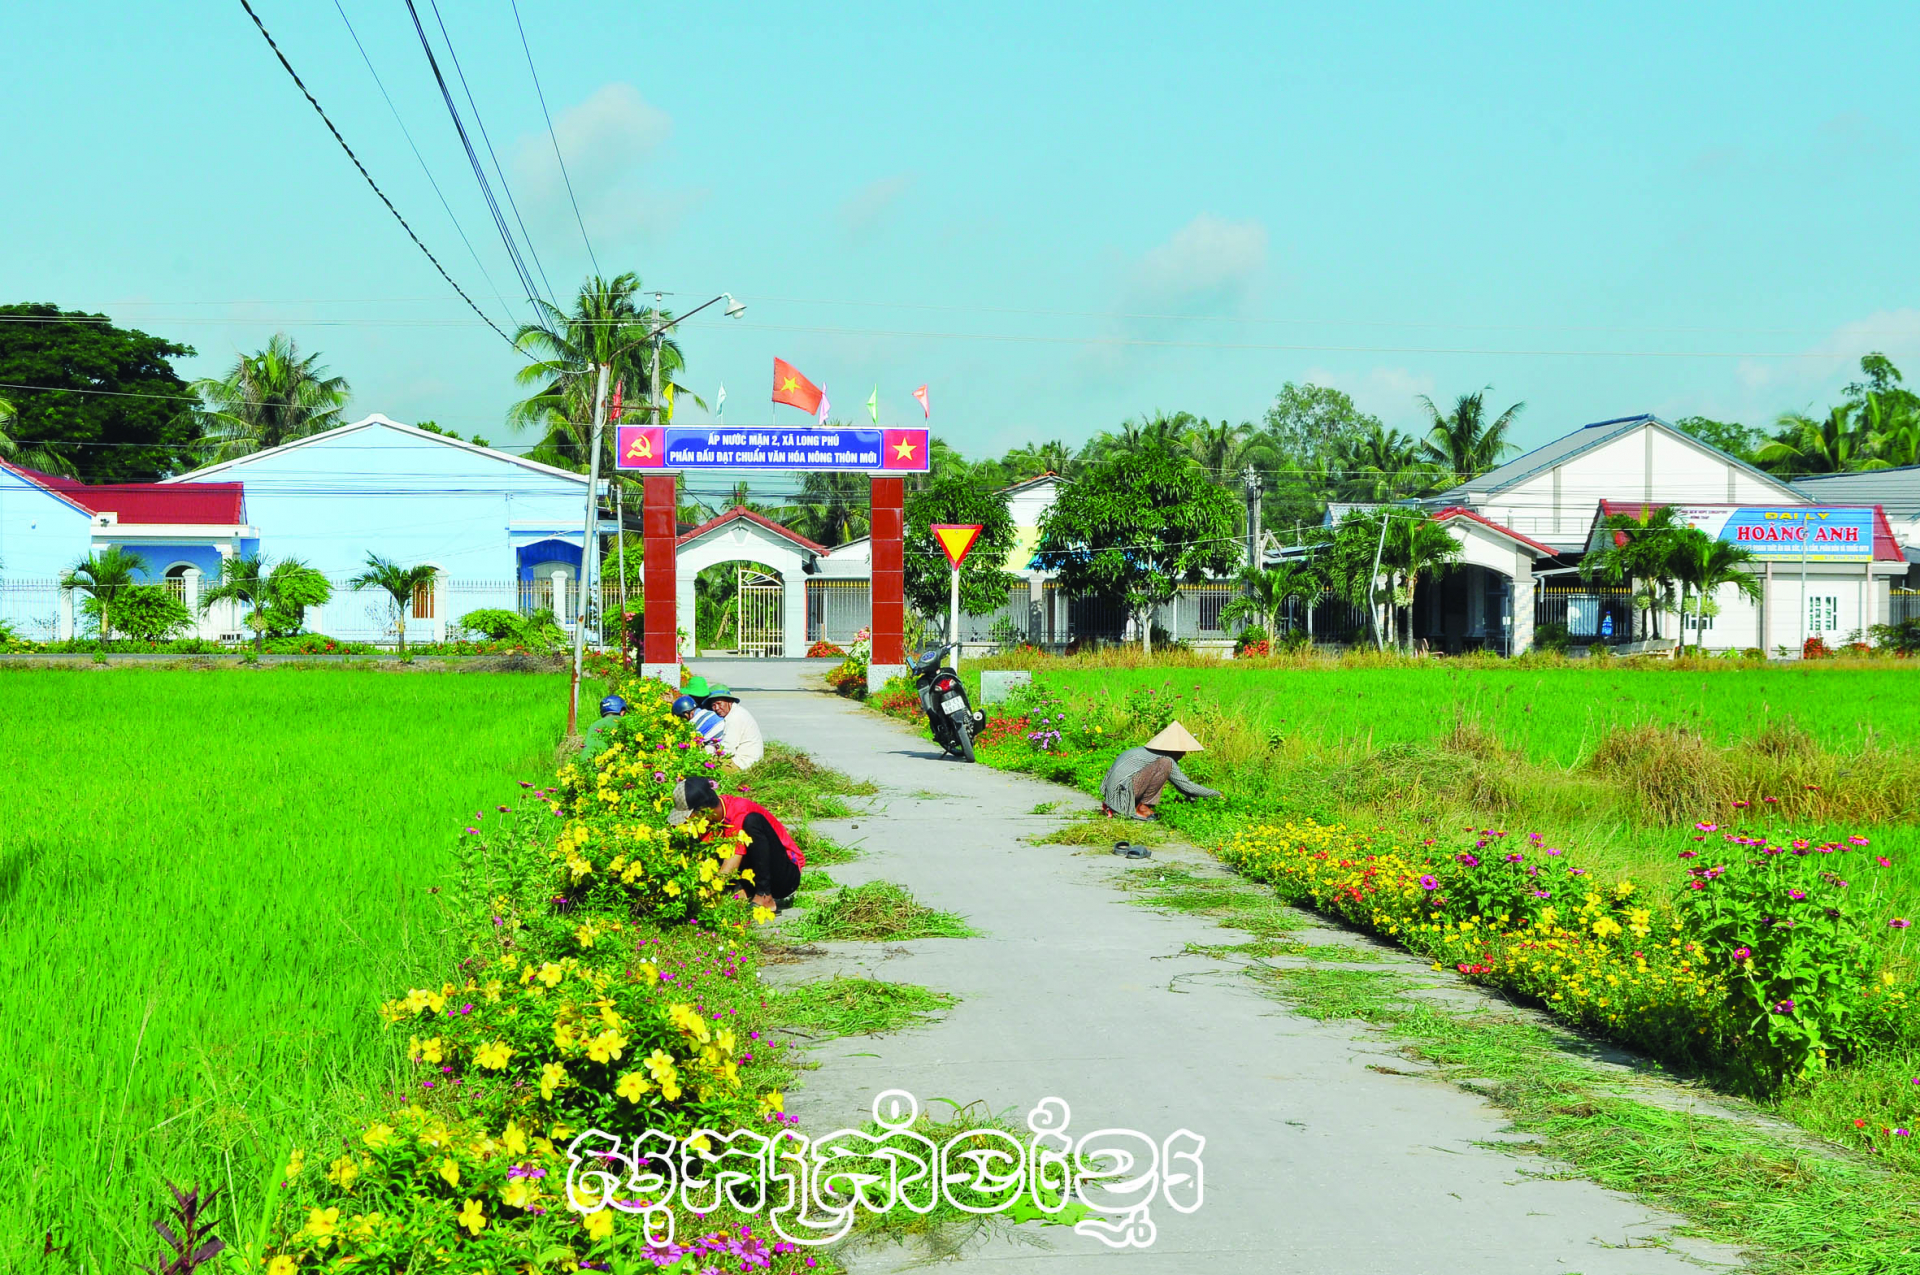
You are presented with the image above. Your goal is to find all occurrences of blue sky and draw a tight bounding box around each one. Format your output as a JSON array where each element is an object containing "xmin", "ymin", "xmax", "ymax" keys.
[{"xmin": 8, "ymin": 2, "xmax": 1919, "ymax": 472}]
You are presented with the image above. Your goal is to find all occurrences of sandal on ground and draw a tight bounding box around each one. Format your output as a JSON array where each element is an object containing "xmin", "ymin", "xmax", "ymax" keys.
[{"xmin": 1112, "ymin": 842, "xmax": 1151, "ymax": 859}]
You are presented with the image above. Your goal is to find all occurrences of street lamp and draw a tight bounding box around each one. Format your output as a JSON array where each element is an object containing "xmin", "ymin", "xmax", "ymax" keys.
[{"xmin": 568, "ymin": 293, "xmax": 745, "ymax": 732}]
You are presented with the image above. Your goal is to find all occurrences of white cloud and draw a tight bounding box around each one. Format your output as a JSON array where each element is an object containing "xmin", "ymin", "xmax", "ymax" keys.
[
  {"xmin": 838, "ymin": 174, "xmax": 915, "ymax": 234},
  {"xmin": 511, "ymin": 84, "xmax": 694, "ymax": 242},
  {"xmin": 1128, "ymin": 214, "xmax": 1269, "ymax": 310},
  {"xmin": 1298, "ymin": 365, "xmax": 1436, "ymax": 425}
]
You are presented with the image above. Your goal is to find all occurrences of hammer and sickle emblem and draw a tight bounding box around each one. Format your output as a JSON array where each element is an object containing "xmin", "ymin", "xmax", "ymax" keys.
[{"xmin": 625, "ymin": 433, "xmax": 654, "ymax": 461}]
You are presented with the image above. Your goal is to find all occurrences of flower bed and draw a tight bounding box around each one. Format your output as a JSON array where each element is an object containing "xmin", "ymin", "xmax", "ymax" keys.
[
  {"xmin": 256, "ymin": 675, "xmax": 826, "ymax": 1272},
  {"xmin": 807, "ymin": 639, "xmax": 845, "ymax": 658}
]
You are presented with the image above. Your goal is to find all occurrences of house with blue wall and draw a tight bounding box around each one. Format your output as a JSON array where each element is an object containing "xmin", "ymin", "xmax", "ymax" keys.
[{"xmin": 165, "ymin": 415, "xmax": 606, "ymax": 642}]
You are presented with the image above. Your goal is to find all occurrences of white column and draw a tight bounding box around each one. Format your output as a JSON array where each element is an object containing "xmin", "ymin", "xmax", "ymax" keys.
[
  {"xmin": 433, "ymin": 572, "xmax": 448, "ymax": 644},
  {"xmin": 182, "ymin": 568, "xmax": 203, "ymax": 637},
  {"xmin": 1511, "ymin": 553, "xmax": 1535, "ymax": 655},
  {"xmin": 676, "ymin": 573, "xmax": 698, "ymax": 657},
  {"xmin": 781, "ymin": 570, "xmax": 807, "ymax": 658},
  {"xmin": 57, "ymin": 588, "xmax": 74, "ymax": 641},
  {"xmin": 552, "ymin": 569, "xmax": 570, "ymax": 625}
]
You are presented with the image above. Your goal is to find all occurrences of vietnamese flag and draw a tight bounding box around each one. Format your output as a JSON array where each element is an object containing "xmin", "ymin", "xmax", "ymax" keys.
[
  {"xmin": 771, "ymin": 358, "xmax": 823, "ymax": 414},
  {"xmin": 881, "ymin": 428, "xmax": 929, "ymax": 471}
]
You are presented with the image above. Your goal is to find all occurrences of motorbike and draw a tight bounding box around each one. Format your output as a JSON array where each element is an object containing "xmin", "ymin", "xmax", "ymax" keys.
[{"xmin": 911, "ymin": 643, "xmax": 984, "ymax": 762}]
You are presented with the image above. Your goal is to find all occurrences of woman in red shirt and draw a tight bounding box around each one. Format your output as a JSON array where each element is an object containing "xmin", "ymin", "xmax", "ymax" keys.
[{"xmin": 667, "ymin": 776, "xmax": 804, "ymax": 909}]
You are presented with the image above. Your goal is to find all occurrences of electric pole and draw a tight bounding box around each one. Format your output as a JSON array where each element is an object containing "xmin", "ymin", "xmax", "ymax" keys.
[{"xmin": 567, "ymin": 362, "xmax": 612, "ymax": 735}]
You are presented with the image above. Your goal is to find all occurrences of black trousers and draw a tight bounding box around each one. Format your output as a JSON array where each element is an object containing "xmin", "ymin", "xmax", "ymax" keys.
[{"xmin": 735, "ymin": 812, "xmax": 801, "ymax": 899}]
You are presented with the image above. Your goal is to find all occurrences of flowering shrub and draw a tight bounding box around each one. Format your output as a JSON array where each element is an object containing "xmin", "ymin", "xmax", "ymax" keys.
[
  {"xmin": 807, "ymin": 639, "xmax": 846, "ymax": 658},
  {"xmin": 1804, "ymin": 635, "xmax": 1832, "ymax": 660},
  {"xmin": 826, "ymin": 627, "xmax": 872, "ymax": 697},
  {"xmin": 1676, "ymin": 827, "xmax": 1905, "ymax": 1080},
  {"xmin": 1234, "ymin": 627, "xmax": 1271, "ymax": 657}
]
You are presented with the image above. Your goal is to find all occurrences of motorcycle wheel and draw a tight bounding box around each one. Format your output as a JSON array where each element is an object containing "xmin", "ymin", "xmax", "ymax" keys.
[{"xmin": 951, "ymin": 714, "xmax": 976, "ymax": 763}]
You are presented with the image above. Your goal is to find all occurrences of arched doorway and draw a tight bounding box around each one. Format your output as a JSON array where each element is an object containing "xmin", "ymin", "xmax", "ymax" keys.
[{"xmin": 674, "ymin": 509, "xmax": 829, "ymax": 659}]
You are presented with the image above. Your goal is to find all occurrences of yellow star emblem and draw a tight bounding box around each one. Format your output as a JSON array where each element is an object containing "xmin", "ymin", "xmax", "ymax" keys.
[
  {"xmin": 779, "ymin": 375, "xmax": 799, "ymax": 393},
  {"xmin": 892, "ymin": 437, "xmax": 918, "ymax": 460}
]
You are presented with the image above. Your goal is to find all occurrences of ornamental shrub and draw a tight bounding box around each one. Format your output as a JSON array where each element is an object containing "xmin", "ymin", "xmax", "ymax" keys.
[
  {"xmin": 83, "ymin": 584, "xmax": 192, "ymax": 640},
  {"xmin": 458, "ymin": 607, "xmax": 524, "ymax": 639}
]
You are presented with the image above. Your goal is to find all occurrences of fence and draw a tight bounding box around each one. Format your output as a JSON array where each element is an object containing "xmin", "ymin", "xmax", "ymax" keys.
[
  {"xmin": 0, "ymin": 579, "xmax": 62, "ymax": 641},
  {"xmin": 1893, "ymin": 589, "xmax": 1920, "ymax": 625},
  {"xmin": 806, "ymin": 579, "xmax": 871, "ymax": 646},
  {"xmin": 1533, "ymin": 586, "xmax": 1636, "ymax": 645}
]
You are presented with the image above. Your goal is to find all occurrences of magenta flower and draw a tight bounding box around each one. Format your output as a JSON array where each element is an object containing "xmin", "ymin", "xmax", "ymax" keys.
[
  {"xmin": 1732, "ymin": 946, "xmax": 1751, "ymax": 960},
  {"xmin": 1419, "ymin": 875, "xmax": 1439, "ymax": 891},
  {"xmin": 1504, "ymin": 853, "xmax": 1524, "ymax": 863},
  {"xmin": 1849, "ymin": 835, "xmax": 1870, "ymax": 846},
  {"xmin": 1876, "ymin": 857, "xmax": 1892, "ymax": 868},
  {"xmin": 1456, "ymin": 853, "xmax": 1480, "ymax": 867},
  {"xmin": 1788, "ymin": 889, "xmax": 1808, "ymax": 901},
  {"xmin": 1679, "ymin": 850, "xmax": 1699, "ymax": 859},
  {"xmin": 1772, "ymin": 999, "xmax": 1796, "ymax": 1014},
  {"xmin": 1891, "ymin": 918, "xmax": 1913, "ymax": 930}
]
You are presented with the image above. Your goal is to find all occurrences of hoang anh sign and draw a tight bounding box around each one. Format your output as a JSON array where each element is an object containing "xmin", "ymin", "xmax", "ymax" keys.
[{"xmin": 1672, "ymin": 506, "xmax": 1877, "ymax": 563}]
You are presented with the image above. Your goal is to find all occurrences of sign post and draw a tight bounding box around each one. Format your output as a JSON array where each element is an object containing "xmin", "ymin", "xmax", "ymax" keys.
[{"xmin": 931, "ymin": 524, "xmax": 984, "ymax": 669}]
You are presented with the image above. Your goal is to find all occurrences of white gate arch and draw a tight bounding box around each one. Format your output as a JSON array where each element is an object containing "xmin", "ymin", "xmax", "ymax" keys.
[{"xmin": 674, "ymin": 508, "xmax": 835, "ymax": 658}]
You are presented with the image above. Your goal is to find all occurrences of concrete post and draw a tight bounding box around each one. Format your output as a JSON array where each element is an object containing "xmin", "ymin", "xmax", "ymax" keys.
[
  {"xmin": 869, "ymin": 476, "xmax": 906, "ymax": 693},
  {"xmin": 551, "ymin": 569, "xmax": 569, "ymax": 627},
  {"xmin": 782, "ymin": 569, "xmax": 808, "ymax": 658},
  {"xmin": 57, "ymin": 587, "xmax": 74, "ymax": 641},
  {"xmin": 1510, "ymin": 552, "xmax": 1535, "ymax": 656},
  {"xmin": 182, "ymin": 568, "xmax": 202, "ymax": 637},
  {"xmin": 676, "ymin": 573, "xmax": 697, "ymax": 657},
  {"xmin": 641, "ymin": 474, "xmax": 679, "ymax": 681}
]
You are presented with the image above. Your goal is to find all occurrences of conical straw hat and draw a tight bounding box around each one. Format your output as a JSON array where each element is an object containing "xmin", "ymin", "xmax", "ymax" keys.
[{"xmin": 1145, "ymin": 721, "xmax": 1204, "ymax": 753}]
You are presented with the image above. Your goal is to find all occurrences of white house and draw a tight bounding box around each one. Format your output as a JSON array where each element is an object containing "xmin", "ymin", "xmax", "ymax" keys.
[{"xmin": 166, "ymin": 415, "xmax": 607, "ymax": 642}]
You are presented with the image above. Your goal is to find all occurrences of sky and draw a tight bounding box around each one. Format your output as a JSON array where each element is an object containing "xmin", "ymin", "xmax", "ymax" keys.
[{"xmin": 7, "ymin": 1, "xmax": 1920, "ymax": 480}]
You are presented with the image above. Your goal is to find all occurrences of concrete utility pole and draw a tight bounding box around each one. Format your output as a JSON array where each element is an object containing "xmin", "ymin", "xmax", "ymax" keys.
[
  {"xmin": 1242, "ymin": 464, "xmax": 1264, "ymax": 572},
  {"xmin": 567, "ymin": 362, "xmax": 613, "ymax": 736}
]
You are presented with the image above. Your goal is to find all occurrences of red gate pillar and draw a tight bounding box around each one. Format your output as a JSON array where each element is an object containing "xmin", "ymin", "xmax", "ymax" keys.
[
  {"xmin": 869, "ymin": 475, "xmax": 906, "ymax": 693},
  {"xmin": 641, "ymin": 474, "xmax": 680, "ymax": 682}
]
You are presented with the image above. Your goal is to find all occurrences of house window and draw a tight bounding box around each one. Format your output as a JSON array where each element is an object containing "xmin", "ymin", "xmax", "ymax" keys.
[
  {"xmin": 1808, "ymin": 595, "xmax": 1838, "ymax": 632},
  {"xmin": 412, "ymin": 578, "xmax": 436, "ymax": 619}
]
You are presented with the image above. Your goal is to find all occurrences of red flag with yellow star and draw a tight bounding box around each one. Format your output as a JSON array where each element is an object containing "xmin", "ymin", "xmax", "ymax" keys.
[
  {"xmin": 771, "ymin": 358, "xmax": 823, "ymax": 414},
  {"xmin": 881, "ymin": 428, "xmax": 928, "ymax": 471}
]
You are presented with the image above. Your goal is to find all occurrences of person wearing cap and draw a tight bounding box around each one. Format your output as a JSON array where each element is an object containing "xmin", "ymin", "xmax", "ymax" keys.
[
  {"xmin": 672, "ymin": 694, "xmax": 726, "ymax": 748},
  {"xmin": 668, "ymin": 776, "xmax": 802, "ymax": 909},
  {"xmin": 580, "ymin": 694, "xmax": 630, "ymax": 762},
  {"xmin": 703, "ymin": 684, "xmax": 766, "ymax": 770},
  {"xmin": 1100, "ymin": 721, "xmax": 1221, "ymax": 820}
]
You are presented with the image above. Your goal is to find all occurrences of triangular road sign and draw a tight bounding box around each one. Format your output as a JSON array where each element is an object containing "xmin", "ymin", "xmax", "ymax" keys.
[{"xmin": 930, "ymin": 523, "xmax": 984, "ymax": 569}]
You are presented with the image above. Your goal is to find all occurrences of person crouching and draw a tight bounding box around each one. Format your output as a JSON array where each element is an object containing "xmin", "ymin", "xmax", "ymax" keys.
[
  {"xmin": 666, "ymin": 776, "xmax": 803, "ymax": 910},
  {"xmin": 1100, "ymin": 721, "xmax": 1222, "ymax": 820}
]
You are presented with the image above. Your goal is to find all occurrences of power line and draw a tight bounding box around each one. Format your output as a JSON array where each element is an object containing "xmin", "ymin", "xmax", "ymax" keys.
[
  {"xmin": 234, "ymin": 0, "xmax": 519, "ymax": 352},
  {"xmin": 400, "ymin": 0, "xmax": 544, "ymax": 314},
  {"xmin": 509, "ymin": 0, "xmax": 599, "ymax": 278},
  {"xmin": 331, "ymin": 0, "xmax": 516, "ymax": 328},
  {"xmin": 426, "ymin": 0, "xmax": 557, "ymax": 307}
]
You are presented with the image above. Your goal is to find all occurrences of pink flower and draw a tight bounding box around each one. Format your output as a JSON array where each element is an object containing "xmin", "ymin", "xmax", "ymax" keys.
[
  {"xmin": 1848, "ymin": 835, "xmax": 1870, "ymax": 846},
  {"xmin": 1876, "ymin": 857, "xmax": 1892, "ymax": 868},
  {"xmin": 1419, "ymin": 875, "xmax": 1439, "ymax": 891},
  {"xmin": 1891, "ymin": 918, "xmax": 1913, "ymax": 930},
  {"xmin": 1732, "ymin": 946, "xmax": 1751, "ymax": 960}
]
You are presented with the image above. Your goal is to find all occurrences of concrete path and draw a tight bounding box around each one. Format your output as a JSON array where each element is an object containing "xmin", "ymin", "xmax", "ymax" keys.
[{"xmin": 697, "ymin": 660, "xmax": 1740, "ymax": 1274}]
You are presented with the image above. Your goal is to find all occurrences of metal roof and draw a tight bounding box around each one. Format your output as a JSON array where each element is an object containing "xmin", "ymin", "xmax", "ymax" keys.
[
  {"xmin": 1427, "ymin": 414, "xmax": 1799, "ymax": 504},
  {"xmin": 1792, "ymin": 466, "xmax": 1920, "ymax": 521},
  {"xmin": 5, "ymin": 463, "xmax": 247, "ymax": 525}
]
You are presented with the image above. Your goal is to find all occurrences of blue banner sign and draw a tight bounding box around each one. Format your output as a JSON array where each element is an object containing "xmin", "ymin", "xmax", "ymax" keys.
[
  {"xmin": 613, "ymin": 425, "xmax": 928, "ymax": 472},
  {"xmin": 1676, "ymin": 506, "xmax": 1877, "ymax": 562}
]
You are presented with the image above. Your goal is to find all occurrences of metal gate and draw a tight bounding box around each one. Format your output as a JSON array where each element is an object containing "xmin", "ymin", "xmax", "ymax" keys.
[{"xmin": 736, "ymin": 568, "xmax": 783, "ymax": 657}]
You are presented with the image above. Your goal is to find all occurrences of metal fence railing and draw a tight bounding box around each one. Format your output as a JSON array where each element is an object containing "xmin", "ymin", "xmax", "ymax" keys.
[
  {"xmin": 805, "ymin": 579, "xmax": 870, "ymax": 646},
  {"xmin": 1892, "ymin": 589, "xmax": 1920, "ymax": 625},
  {"xmin": 1533, "ymin": 586, "xmax": 1636, "ymax": 645}
]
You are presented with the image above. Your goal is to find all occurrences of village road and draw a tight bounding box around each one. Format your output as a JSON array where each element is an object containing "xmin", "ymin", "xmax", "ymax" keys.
[{"xmin": 695, "ymin": 659, "xmax": 1741, "ymax": 1275}]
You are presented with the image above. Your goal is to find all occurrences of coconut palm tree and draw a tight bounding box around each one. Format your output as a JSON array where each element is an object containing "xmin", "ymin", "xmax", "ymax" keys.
[
  {"xmin": 1756, "ymin": 405, "xmax": 1883, "ymax": 476},
  {"xmin": 1581, "ymin": 504, "xmax": 1685, "ymax": 640},
  {"xmin": 1861, "ymin": 393, "xmax": 1920, "ymax": 468},
  {"xmin": 201, "ymin": 554, "xmax": 335, "ymax": 653},
  {"xmin": 509, "ymin": 273, "xmax": 699, "ymax": 475},
  {"xmin": 1379, "ymin": 514, "xmax": 1463, "ymax": 651},
  {"xmin": 1337, "ymin": 424, "xmax": 1429, "ymax": 501},
  {"xmin": 193, "ymin": 334, "xmax": 350, "ymax": 461},
  {"xmin": 349, "ymin": 553, "xmax": 439, "ymax": 654},
  {"xmin": 1002, "ymin": 439, "xmax": 1076, "ymax": 481},
  {"xmin": 60, "ymin": 548, "xmax": 147, "ymax": 644},
  {"xmin": 1417, "ymin": 389, "xmax": 1523, "ymax": 483},
  {"xmin": 1187, "ymin": 418, "xmax": 1277, "ymax": 478},
  {"xmin": 790, "ymin": 471, "xmax": 871, "ymax": 547},
  {"xmin": 1667, "ymin": 529, "xmax": 1761, "ymax": 654}
]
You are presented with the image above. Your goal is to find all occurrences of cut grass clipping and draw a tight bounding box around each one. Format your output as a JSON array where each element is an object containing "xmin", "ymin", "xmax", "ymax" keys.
[
  {"xmin": 775, "ymin": 977, "xmax": 957, "ymax": 1037},
  {"xmin": 785, "ymin": 880, "xmax": 976, "ymax": 941}
]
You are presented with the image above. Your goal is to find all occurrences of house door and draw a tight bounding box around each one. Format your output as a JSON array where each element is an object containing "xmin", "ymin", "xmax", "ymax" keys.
[{"xmin": 736, "ymin": 568, "xmax": 782, "ymax": 657}]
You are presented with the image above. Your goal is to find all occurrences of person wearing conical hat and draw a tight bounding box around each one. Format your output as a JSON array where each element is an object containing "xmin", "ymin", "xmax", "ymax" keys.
[{"xmin": 1100, "ymin": 721, "xmax": 1221, "ymax": 821}]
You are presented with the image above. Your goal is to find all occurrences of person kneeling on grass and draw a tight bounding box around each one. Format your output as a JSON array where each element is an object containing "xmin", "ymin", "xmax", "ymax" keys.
[
  {"xmin": 672, "ymin": 694, "xmax": 727, "ymax": 750},
  {"xmin": 667, "ymin": 776, "xmax": 803, "ymax": 910},
  {"xmin": 702, "ymin": 684, "xmax": 766, "ymax": 770},
  {"xmin": 580, "ymin": 694, "xmax": 629, "ymax": 762},
  {"xmin": 1100, "ymin": 721, "xmax": 1221, "ymax": 821}
]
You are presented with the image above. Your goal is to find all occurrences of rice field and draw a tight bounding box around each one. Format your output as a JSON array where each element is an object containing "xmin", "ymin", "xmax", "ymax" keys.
[
  {"xmin": 0, "ymin": 666, "xmax": 577, "ymax": 1270},
  {"xmin": 1031, "ymin": 662, "xmax": 1920, "ymax": 768}
]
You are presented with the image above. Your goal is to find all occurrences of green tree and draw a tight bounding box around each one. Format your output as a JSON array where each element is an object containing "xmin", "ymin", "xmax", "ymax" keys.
[
  {"xmin": 1000, "ymin": 439, "xmax": 1076, "ymax": 481},
  {"xmin": 348, "ymin": 554, "xmax": 439, "ymax": 654},
  {"xmin": 790, "ymin": 470, "xmax": 872, "ymax": 548},
  {"xmin": 1757, "ymin": 405, "xmax": 1883, "ymax": 476},
  {"xmin": 1221, "ymin": 560, "xmax": 1320, "ymax": 637},
  {"xmin": 1666, "ymin": 528, "xmax": 1761, "ymax": 654},
  {"xmin": 1417, "ymin": 388, "xmax": 1523, "ymax": 483},
  {"xmin": 0, "ymin": 304, "xmax": 202, "ymax": 481},
  {"xmin": 1082, "ymin": 410, "xmax": 1202, "ymax": 466},
  {"xmin": 1336, "ymin": 423, "xmax": 1430, "ymax": 501},
  {"xmin": 59, "ymin": 547, "xmax": 146, "ymax": 644},
  {"xmin": 1674, "ymin": 415, "xmax": 1759, "ymax": 462},
  {"xmin": 201, "ymin": 554, "xmax": 335, "ymax": 652},
  {"xmin": 1186, "ymin": 417, "xmax": 1276, "ymax": 477},
  {"xmin": 509, "ymin": 273, "xmax": 694, "ymax": 476},
  {"xmin": 1580, "ymin": 504, "xmax": 1685, "ymax": 641},
  {"xmin": 1261, "ymin": 382, "xmax": 1385, "ymax": 528},
  {"xmin": 904, "ymin": 471, "xmax": 1022, "ymax": 625},
  {"xmin": 193, "ymin": 333, "xmax": 351, "ymax": 462},
  {"xmin": 1378, "ymin": 513, "xmax": 1463, "ymax": 651},
  {"xmin": 1315, "ymin": 511, "xmax": 1396, "ymax": 648},
  {"xmin": 0, "ymin": 394, "xmax": 77, "ymax": 474},
  {"xmin": 1033, "ymin": 443, "xmax": 1241, "ymax": 654}
]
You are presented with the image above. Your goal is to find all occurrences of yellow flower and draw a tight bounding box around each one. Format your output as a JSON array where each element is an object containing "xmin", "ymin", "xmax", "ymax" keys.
[
  {"xmin": 474, "ymin": 1041, "xmax": 513, "ymax": 1070},
  {"xmin": 540, "ymin": 1062, "xmax": 567, "ymax": 1100},
  {"xmin": 616, "ymin": 1071, "xmax": 651, "ymax": 1103},
  {"xmin": 283, "ymin": 1147, "xmax": 306, "ymax": 1179},
  {"xmin": 758, "ymin": 1089, "xmax": 785, "ymax": 1113},
  {"xmin": 326, "ymin": 1155, "xmax": 359, "ymax": 1191},
  {"xmin": 583, "ymin": 1208, "xmax": 614, "ymax": 1240},
  {"xmin": 457, "ymin": 1198, "xmax": 486, "ymax": 1236},
  {"xmin": 587, "ymin": 1029, "xmax": 629, "ymax": 1064},
  {"xmin": 267, "ymin": 1257, "xmax": 298, "ymax": 1275},
  {"xmin": 439, "ymin": 1157, "xmax": 461, "ymax": 1189},
  {"xmin": 537, "ymin": 962, "xmax": 565, "ymax": 988},
  {"xmin": 363, "ymin": 1123, "xmax": 395, "ymax": 1150},
  {"xmin": 575, "ymin": 922, "xmax": 598, "ymax": 949},
  {"xmin": 301, "ymin": 1206, "xmax": 340, "ymax": 1239},
  {"xmin": 503, "ymin": 1119, "xmax": 528, "ymax": 1156},
  {"xmin": 502, "ymin": 1178, "xmax": 534, "ymax": 1209}
]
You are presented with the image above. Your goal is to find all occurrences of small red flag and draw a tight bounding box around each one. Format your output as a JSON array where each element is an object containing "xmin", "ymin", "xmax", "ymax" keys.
[
  {"xmin": 913, "ymin": 384, "xmax": 930, "ymax": 418},
  {"xmin": 771, "ymin": 358, "xmax": 824, "ymax": 414},
  {"xmin": 609, "ymin": 379, "xmax": 624, "ymax": 423}
]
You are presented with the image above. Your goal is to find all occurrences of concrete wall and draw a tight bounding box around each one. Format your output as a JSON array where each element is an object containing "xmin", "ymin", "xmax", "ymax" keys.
[{"xmin": 0, "ymin": 467, "xmax": 92, "ymax": 579}]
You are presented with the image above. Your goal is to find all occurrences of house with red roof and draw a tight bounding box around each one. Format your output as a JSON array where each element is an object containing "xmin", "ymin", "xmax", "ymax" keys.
[{"xmin": 1, "ymin": 459, "xmax": 257, "ymax": 640}]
